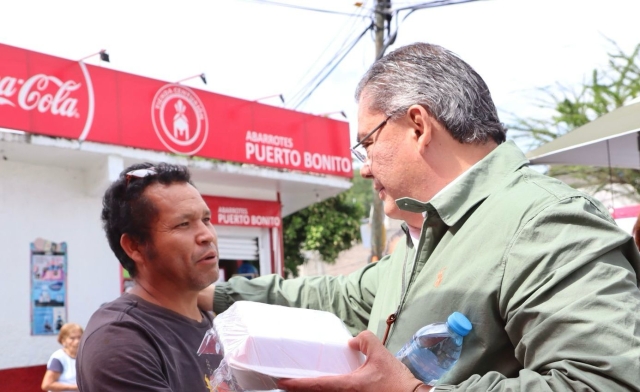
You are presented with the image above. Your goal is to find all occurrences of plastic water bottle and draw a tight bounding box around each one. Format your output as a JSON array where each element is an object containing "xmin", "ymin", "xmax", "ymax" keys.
[{"xmin": 396, "ymin": 312, "xmax": 472, "ymax": 386}]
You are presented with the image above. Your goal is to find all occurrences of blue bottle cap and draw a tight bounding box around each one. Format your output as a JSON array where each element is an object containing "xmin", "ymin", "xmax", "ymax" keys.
[{"xmin": 447, "ymin": 312, "xmax": 472, "ymax": 337}]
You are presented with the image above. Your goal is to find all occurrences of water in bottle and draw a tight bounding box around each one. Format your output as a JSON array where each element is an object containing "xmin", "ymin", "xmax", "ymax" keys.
[{"xmin": 396, "ymin": 312, "xmax": 472, "ymax": 386}]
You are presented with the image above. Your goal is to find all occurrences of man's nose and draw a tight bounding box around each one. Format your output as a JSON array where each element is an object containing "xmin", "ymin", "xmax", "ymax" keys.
[
  {"xmin": 198, "ymin": 223, "xmax": 217, "ymax": 245},
  {"xmin": 360, "ymin": 162, "xmax": 373, "ymax": 178}
]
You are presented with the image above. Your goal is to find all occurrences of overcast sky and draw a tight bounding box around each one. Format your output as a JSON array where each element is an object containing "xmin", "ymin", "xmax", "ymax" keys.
[{"xmin": 2, "ymin": 0, "xmax": 639, "ymax": 149}]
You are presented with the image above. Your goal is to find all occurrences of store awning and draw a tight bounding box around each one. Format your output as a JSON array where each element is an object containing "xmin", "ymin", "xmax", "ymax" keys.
[
  {"xmin": 0, "ymin": 131, "xmax": 352, "ymax": 217},
  {"xmin": 526, "ymin": 100, "xmax": 640, "ymax": 169}
]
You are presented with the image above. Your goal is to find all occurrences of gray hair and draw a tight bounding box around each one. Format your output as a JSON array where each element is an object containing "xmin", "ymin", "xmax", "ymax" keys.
[{"xmin": 355, "ymin": 42, "xmax": 506, "ymax": 144}]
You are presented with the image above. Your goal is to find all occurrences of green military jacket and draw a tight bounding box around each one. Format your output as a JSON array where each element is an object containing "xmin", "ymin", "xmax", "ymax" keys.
[{"xmin": 214, "ymin": 141, "xmax": 640, "ymax": 391}]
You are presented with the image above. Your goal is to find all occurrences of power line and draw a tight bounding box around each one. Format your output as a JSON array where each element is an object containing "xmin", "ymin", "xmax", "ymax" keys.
[
  {"xmin": 287, "ymin": 22, "xmax": 372, "ymax": 108},
  {"xmin": 292, "ymin": 23, "xmax": 373, "ymax": 109},
  {"xmin": 288, "ymin": 0, "xmax": 372, "ymax": 102},
  {"xmin": 285, "ymin": 0, "xmax": 488, "ymax": 109},
  {"xmin": 287, "ymin": 24, "xmax": 372, "ymax": 107},
  {"xmin": 375, "ymin": 0, "xmax": 486, "ymax": 58},
  {"xmin": 393, "ymin": 0, "xmax": 485, "ymax": 12},
  {"xmin": 237, "ymin": 0, "xmax": 370, "ymax": 18}
]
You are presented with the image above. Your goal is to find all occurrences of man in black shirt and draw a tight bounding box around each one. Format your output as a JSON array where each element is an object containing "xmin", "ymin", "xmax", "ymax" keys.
[{"xmin": 77, "ymin": 162, "xmax": 221, "ymax": 391}]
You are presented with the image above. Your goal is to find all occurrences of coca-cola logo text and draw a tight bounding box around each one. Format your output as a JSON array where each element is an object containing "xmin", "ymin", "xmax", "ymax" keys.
[{"xmin": 0, "ymin": 74, "xmax": 81, "ymax": 118}]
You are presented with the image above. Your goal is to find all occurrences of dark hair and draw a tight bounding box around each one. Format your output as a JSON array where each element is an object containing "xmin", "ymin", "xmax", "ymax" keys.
[
  {"xmin": 101, "ymin": 162, "xmax": 193, "ymax": 277},
  {"xmin": 355, "ymin": 42, "xmax": 506, "ymax": 144}
]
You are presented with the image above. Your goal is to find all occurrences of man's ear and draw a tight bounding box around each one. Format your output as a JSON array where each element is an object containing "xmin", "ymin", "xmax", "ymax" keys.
[
  {"xmin": 120, "ymin": 234, "xmax": 145, "ymax": 265},
  {"xmin": 407, "ymin": 105, "xmax": 432, "ymax": 151}
]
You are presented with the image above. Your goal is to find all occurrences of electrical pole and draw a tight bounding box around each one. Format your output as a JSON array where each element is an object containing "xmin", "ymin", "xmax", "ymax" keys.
[{"xmin": 369, "ymin": 0, "xmax": 391, "ymax": 262}]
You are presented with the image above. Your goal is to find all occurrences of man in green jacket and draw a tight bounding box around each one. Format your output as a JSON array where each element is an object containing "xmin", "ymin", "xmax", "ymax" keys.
[{"xmin": 200, "ymin": 42, "xmax": 640, "ymax": 391}]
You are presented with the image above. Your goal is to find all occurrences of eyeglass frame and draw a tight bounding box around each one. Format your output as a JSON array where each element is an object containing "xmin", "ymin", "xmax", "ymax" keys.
[
  {"xmin": 125, "ymin": 167, "xmax": 158, "ymax": 185},
  {"xmin": 350, "ymin": 115, "xmax": 392, "ymax": 163}
]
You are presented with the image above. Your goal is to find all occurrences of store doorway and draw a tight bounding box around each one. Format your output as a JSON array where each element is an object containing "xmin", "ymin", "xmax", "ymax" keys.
[{"xmin": 218, "ymin": 259, "xmax": 260, "ymax": 281}]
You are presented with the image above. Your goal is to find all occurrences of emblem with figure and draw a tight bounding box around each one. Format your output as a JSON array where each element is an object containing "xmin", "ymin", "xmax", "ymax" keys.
[{"xmin": 151, "ymin": 84, "xmax": 209, "ymax": 155}]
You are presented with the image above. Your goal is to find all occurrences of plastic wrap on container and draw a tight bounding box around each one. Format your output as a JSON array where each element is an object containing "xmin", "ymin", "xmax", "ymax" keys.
[{"xmin": 198, "ymin": 301, "xmax": 365, "ymax": 391}]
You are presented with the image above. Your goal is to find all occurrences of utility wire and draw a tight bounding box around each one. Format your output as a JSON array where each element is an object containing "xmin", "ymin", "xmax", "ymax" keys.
[
  {"xmin": 289, "ymin": 0, "xmax": 372, "ymax": 101},
  {"xmin": 289, "ymin": 24, "xmax": 370, "ymax": 108},
  {"xmin": 288, "ymin": 0, "xmax": 487, "ymax": 109},
  {"xmin": 288, "ymin": 22, "xmax": 371, "ymax": 107},
  {"xmin": 292, "ymin": 22, "xmax": 373, "ymax": 109},
  {"xmin": 237, "ymin": 0, "xmax": 370, "ymax": 18},
  {"xmin": 393, "ymin": 0, "xmax": 485, "ymax": 12},
  {"xmin": 376, "ymin": 0, "xmax": 486, "ymax": 58},
  {"xmin": 287, "ymin": 2, "xmax": 372, "ymax": 107}
]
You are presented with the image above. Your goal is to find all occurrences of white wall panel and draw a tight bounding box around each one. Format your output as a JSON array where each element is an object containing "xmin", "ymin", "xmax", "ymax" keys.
[{"xmin": 0, "ymin": 160, "xmax": 120, "ymax": 370}]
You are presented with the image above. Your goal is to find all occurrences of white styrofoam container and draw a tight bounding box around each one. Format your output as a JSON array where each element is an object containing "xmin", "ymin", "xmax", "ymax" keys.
[{"xmin": 214, "ymin": 301, "xmax": 365, "ymax": 390}]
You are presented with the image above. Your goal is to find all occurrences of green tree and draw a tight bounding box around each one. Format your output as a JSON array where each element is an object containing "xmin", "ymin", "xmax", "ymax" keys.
[
  {"xmin": 348, "ymin": 168, "xmax": 374, "ymax": 213},
  {"xmin": 282, "ymin": 174, "xmax": 369, "ymax": 277},
  {"xmin": 509, "ymin": 41, "xmax": 640, "ymax": 195}
]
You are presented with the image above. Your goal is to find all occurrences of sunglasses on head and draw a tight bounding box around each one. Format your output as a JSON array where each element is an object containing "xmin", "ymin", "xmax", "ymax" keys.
[{"xmin": 125, "ymin": 167, "xmax": 157, "ymax": 185}]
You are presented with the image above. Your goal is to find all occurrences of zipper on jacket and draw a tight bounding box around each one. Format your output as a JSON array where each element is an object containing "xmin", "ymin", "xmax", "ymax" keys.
[
  {"xmin": 383, "ymin": 220, "xmax": 427, "ymax": 347},
  {"xmin": 381, "ymin": 312, "xmax": 397, "ymax": 346}
]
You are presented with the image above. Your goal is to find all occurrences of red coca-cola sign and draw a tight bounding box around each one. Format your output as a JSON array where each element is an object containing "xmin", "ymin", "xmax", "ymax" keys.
[
  {"xmin": 0, "ymin": 45, "xmax": 94, "ymax": 140},
  {"xmin": 0, "ymin": 43, "xmax": 353, "ymax": 178}
]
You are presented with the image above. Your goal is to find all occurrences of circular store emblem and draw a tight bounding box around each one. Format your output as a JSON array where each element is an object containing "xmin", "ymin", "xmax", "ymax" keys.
[{"xmin": 151, "ymin": 84, "xmax": 209, "ymax": 155}]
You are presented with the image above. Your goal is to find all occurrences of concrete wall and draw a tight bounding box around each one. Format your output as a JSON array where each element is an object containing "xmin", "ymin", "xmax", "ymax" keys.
[{"xmin": 0, "ymin": 159, "xmax": 119, "ymax": 371}]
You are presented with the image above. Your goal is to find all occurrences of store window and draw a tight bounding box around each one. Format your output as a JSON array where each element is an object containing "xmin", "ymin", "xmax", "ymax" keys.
[{"xmin": 217, "ymin": 236, "xmax": 259, "ymax": 281}]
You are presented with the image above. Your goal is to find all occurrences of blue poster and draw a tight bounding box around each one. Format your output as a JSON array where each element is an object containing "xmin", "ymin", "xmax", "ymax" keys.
[{"xmin": 31, "ymin": 239, "xmax": 68, "ymax": 336}]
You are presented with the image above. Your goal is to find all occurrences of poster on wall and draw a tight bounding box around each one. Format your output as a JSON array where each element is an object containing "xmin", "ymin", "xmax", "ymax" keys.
[{"xmin": 31, "ymin": 238, "xmax": 68, "ymax": 336}]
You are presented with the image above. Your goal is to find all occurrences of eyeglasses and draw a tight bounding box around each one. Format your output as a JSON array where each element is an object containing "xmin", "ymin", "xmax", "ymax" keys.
[
  {"xmin": 350, "ymin": 115, "xmax": 391, "ymax": 163},
  {"xmin": 125, "ymin": 167, "xmax": 158, "ymax": 185}
]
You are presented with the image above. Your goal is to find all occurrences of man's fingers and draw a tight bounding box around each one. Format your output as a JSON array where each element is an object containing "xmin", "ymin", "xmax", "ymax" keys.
[
  {"xmin": 278, "ymin": 332, "xmax": 386, "ymax": 391},
  {"xmin": 278, "ymin": 375, "xmax": 348, "ymax": 392},
  {"xmin": 349, "ymin": 330, "xmax": 382, "ymax": 355}
]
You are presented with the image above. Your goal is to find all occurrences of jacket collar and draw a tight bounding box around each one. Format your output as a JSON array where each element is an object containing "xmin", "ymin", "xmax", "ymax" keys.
[{"xmin": 396, "ymin": 141, "xmax": 529, "ymax": 227}]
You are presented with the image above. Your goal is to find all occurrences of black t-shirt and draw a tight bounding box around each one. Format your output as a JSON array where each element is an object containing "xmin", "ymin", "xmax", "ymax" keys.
[{"xmin": 77, "ymin": 294, "xmax": 221, "ymax": 392}]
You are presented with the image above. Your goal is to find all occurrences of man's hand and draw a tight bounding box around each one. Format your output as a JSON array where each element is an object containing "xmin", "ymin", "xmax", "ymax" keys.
[
  {"xmin": 277, "ymin": 330, "xmax": 429, "ymax": 392},
  {"xmin": 197, "ymin": 283, "xmax": 215, "ymax": 312}
]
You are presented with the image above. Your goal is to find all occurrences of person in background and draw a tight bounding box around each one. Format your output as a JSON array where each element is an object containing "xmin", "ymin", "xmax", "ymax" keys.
[
  {"xmin": 76, "ymin": 163, "xmax": 221, "ymax": 391},
  {"xmin": 41, "ymin": 323, "xmax": 83, "ymax": 392},
  {"xmin": 200, "ymin": 42, "xmax": 640, "ymax": 391},
  {"xmin": 236, "ymin": 259, "xmax": 259, "ymax": 279}
]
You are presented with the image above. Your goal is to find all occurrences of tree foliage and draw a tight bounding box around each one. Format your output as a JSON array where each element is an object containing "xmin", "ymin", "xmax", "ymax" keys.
[
  {"xmin": 508, "ymin": 41, "xmax": 640, "ymax": 195},
  {"xmin": 282, "ymin": 178, "xmax": 368, "ymax": 277},
  {"xmin": 348, "ymin": 168, "xmax": 374, "ymax": 213}
]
